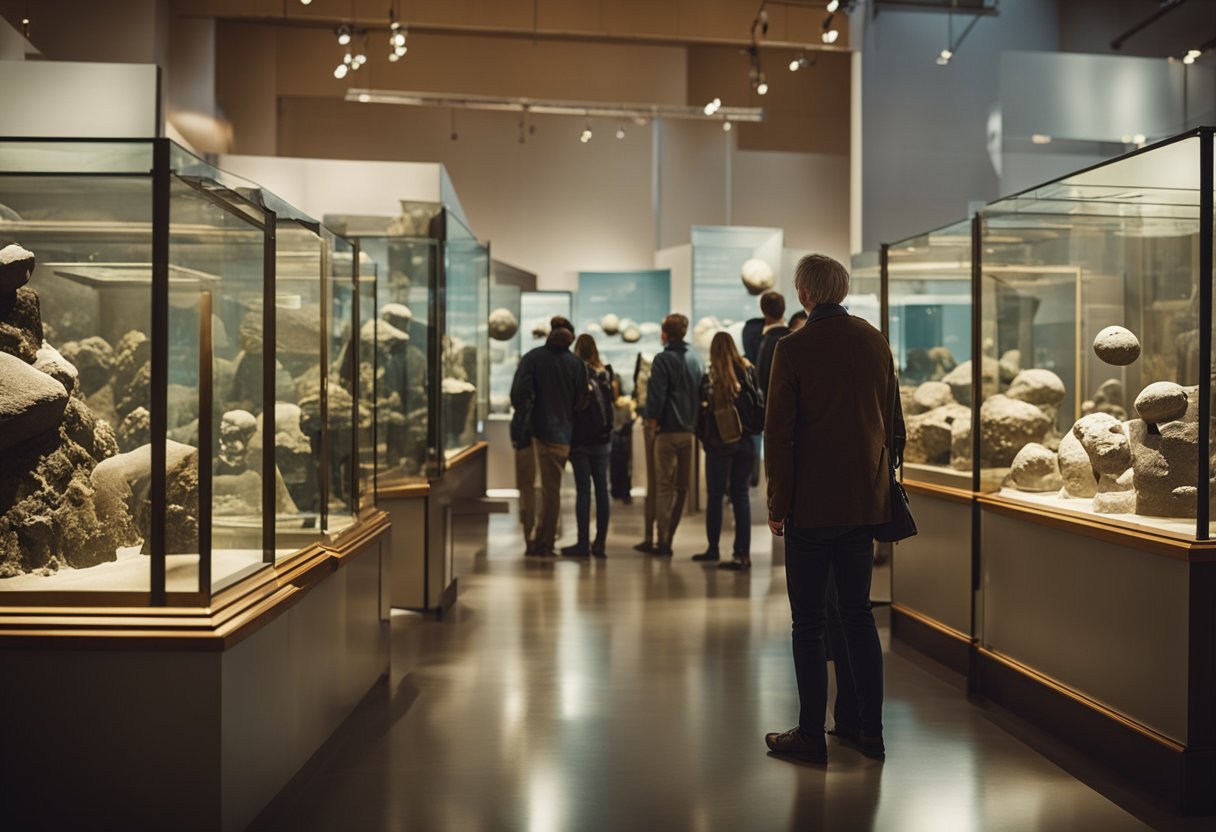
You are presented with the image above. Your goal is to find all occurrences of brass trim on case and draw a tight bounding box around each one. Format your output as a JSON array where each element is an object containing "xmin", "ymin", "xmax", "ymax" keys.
[
  {"xmin": 377, "ymin": 482, "xmax": 432, "ymax": 500},
  {"xmin": 443, "ymin": 441, "xmax": 489, "ymax": 473},
  {"xmin": 902, "ymin": 480, "xmax": 974, "ymax": 505},
  {"xmin": 891, "ymin": 603, "xmax": 971, "ymax": 645}
]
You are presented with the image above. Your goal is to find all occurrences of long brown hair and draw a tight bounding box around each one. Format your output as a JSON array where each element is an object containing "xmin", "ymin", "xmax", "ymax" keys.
[
  {"xmin": 709, "ymin": 331, "xmax": 750, "ymax": 407},
  {"xmin": 574, "ymin": 333, "xmax": 604, "ymax": 372}
]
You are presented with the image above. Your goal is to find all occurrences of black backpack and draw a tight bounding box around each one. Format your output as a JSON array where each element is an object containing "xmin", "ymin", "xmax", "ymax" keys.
[
  {"xmin": 573, "ymin": 367, "xmax": 614, "ymax": 445},
  {"xmin": 736, "ymin": 368, "xmax": 766, "ymax": 435}
]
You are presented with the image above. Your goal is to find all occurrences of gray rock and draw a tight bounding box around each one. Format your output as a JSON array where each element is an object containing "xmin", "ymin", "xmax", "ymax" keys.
[
  {"xmin": 998, "ymin": 350, "xmax": 1021, "ymax": 384},
  {"xmin": 905, "ymin": 403, "xmax": 971, "ymax": 466},
  {"xmin": 1134, "ymin": 381, "xmax": 1188, "ymax": 424},
  {"xmin": 489, "ymin": 307, "xmax": 519, "ymax": 341},
  {"xmin": 740, "ymin": 258, "xmax": 775, "ymax": 295},
  {"xmin": 0, "ymin": 351, "xmax": 69, "ymax": 452},
  {"xmin": 621, "ymin": 325, "xmax": 641, "ymax": 343},
  {"xmin": 951, "ymin": 419, "xmax": 972, "ymax": 471},
  {"xmin": 1009, "ymin": 443, "xmax": 1062, "ymax": 492},
  {"xmin": 942, "ymin": 357, "xmax": 999, "ymax": 407},
  {"xmin": 1127, "ymin": 389, "xmax": 1212, "ymax": 517},
  {"xmin": 0, "ymin": 243, "xmax": 35, "ymax": 294},
  {"xmin": 112, "ymin": 330, "xmax": 150, "ymax": 389},
  {"xmin": 1007, "ymin": 369, "xmax": 1066, "ymax": 408},
  {"xmin": 0, "ymin": 286, "xmax": 44, "ymax": 363},
  {"xmin": 1072, "ymin": 412, "xmax": 1132, "ymax": 476},
  {"xmin": 1094, "ymin": 489, "xmax": 1137, "ymax": 514},
  {"xmin": 913, "ymin": 381, "xmax": 954, "ymax": 412},
  {"xmin": 1057, "ymin": 429, "xmax": 1097, "ymax": 498},
  {"xmin": 1093, "ymin": 325, "xmax": 1140, "ymax": 366},
  {"xmin": 91, "ymin": 440, "xmax": 199, "ymax": 554},
  {"xmin": 62, "ymin": 396, "xmax": 116, "ymax": 463},
  {"xmin": 979, "ymin": 394, "xmax": 1052, "ymax": 467},
  {"xmin": 34, "ymin": 342, "xmax": 79, "ymax": 394},
  {"xmin": 381, "ymin": 303, "xmax": 413, "ymax": 333},
  {"xmin": 117, "ymin": 406, "xmax": 151, "ymax": 452},
  {"xmin": 59, "ymin": 336, "xmax": 114, "ymax": 396}
]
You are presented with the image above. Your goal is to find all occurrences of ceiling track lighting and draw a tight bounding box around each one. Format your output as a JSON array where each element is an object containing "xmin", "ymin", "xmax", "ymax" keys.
[
  {"xmin": 300, "ymin": 0, "xmax": 312, "ymax": 5},
  {"xmin": 821, "ymin": 13, "xmax": 840, "ymax": 44},
  {"xmin": 826, "ymin": 0, "xmax": 840, "ymax": 12},
  {"xmin": 1181, "ymin": 35, "xmax": 1216, "ymax": 65},
  {"xmin": 580, "ymin": 115, "xmax": 593, "ymax": 143},
  {"xmin": 703, "ymin": 97, "xmax": 722, "ymax": 116},
  {"xmin": 336, "ymin": 24, "xmax": 352, "ymax": 46},
  {"xmin": 789, "ymin": 53, "xmax": 811, "ymax": 72},
  {"xmin": 935, "ymin": 0, "xmax": 983, "ymax": 67}
]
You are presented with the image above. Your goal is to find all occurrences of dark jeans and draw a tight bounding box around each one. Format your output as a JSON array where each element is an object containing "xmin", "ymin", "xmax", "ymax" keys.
[
  {"xmin": 570, "ymin": 443, "xmax": 611, "ymax": 546},
  {"xmin": 784, "ymin": 524, "xmax": 883, "ymax": 735},
  {"xmin": 705, "ymin": 440, "xmax": 753, "ymax": 555}
]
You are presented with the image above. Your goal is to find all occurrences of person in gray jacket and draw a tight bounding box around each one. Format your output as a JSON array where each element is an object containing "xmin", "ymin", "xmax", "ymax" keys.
[{"xmin": 642, "ymin": 313, "xmax": 704, "ymax": 556}]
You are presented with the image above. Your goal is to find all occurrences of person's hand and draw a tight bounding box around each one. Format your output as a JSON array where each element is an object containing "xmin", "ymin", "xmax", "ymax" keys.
[{"xmin": 768, "ymin": 518, "xmax": 784, "ymax": 537}]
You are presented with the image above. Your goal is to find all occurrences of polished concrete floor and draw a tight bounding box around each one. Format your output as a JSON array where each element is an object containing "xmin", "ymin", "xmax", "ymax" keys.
[{"xmin": 251, "ymin": 483, "xmax": 1205, "ymax": 832}]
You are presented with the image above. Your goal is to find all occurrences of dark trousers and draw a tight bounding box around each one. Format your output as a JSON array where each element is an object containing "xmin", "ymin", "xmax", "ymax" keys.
[
  {"xmin": 570, "ymin": 443, "xmax": 611, "ymax": 546},
  {"xmin": 825, "ymin": 568, "xmax": 860, "ymax": 729},
  {"xmin": 784, "ymin": 524, "xmax": 883, "ymax": 735},
  {"xmin": 704, "ymin": 440, "xmax": 753, "ymax": 556}
]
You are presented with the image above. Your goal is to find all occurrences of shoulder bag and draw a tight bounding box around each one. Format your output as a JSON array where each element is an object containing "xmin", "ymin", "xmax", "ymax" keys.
[{"xmin": 873, "ymin": 376, "xmax": 917, "ymax": 543}]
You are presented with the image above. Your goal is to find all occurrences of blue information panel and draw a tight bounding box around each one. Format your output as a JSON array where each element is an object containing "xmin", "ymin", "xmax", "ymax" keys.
[
  {"xmin": 576, "ymin": 270, "xmax": 671, "ymax": 395},
  {"xmin": 691, "ymin": 225, "xmax": 783, "ymax": 356}
]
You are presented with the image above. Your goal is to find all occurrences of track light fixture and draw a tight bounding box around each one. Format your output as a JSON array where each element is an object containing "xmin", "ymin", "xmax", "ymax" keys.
[
  {"xmin": 300, "ymin": 0, "xmax": 312, "ymax": 5},
  {"xmin": 821, "ymin": 14, "xmax": 840, "ymax": 44},
  {"xmin": 936, "ymin": 49, "xmax": 952, "ymax": 65},
  {"xmin": 580, "ymin": 114, "xmax": 593, "ymax": 143},
  {"xmin": 616, "ymin": 122, "xmax": 626, "ymax": 140},
  {"xmin": 936, "ymin": 1, "xmax": 982, "ymax": 67},
  {"xmin": 723, "ymin": 120, "xmax": 733, "ymax": 132},
  {"xmin": 1183, "ymin": 48, "xmax": 1202, "ymax": 64},
  {"xmin": 826, "ymin": 0, "xmax": 840, "ymax": 12},
  {"xmin": 789, "ymin": 54, "xmax": 809, "ymax": 72},
  {"xmin": 756, "ymin": 75, "xmax": 769, "ymax": 95},
  {"xmin": 703, "ymin": 97, "xmax": 722, "ymax": 116},
  {"xmin": 334, "ymin": 61, "xmax": 349, "ymax": 79},
  {"xmin": 336, "ymin": 25, "xmax": 352, "ymax": 46}
]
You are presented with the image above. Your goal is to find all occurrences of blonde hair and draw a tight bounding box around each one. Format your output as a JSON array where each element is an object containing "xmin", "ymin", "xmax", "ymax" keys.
[
  {"xmin": 709, "ymin": 332, "xmax": 750, "ymax": 407},
  {"xmin": 574, "ymin": 333, "xmax": 604, "ymax": 372},
  {"xmin": 794, "ymin": 254, "xmax": 850, "ymax": 306}
]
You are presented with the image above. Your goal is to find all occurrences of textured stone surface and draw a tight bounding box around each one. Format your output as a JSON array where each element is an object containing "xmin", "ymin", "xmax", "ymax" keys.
[
  {"xmin": 998, "ymin": 350, "xmax": 1021, "ymax": 384},
  {"xmin": 1093, "ymin": 325, "xmax": 1140, "ymax": 366},
  {"xmin": 1072, "ymin": 412, "xmax": 1132, "ymax": 475},
  {"xmin": 1009, "ymin": 443, "xmax": 1062, "ymax": 492},
  {"xmin": 1083, "ymin": 378, "xmax": 1127, "ymax": 420},
  {"xmin": 0, "ymin": 286, "xmax": 44, "ymax": 363},
  {"xmin": 63, "ymin": 397, "xmax": 117, "ymax": 463},
  {"xmin": 905, "ymin": 403, "xmax": 971, "ymax": 466},
  {"xmin": 489, "ymin": 307, "xmax": 519, "ymax": 341},
  {"xmin": 361, "ymin": 317, "xmax": 408, "ymax": 347},
  {"xmin": 1094, "ymin": 489, "xmax": 1137, "ymax": 514},
  {"xmin": 951, "ymin": 419, "xmax": 972, "ymax": 471},
  {"xmin": 112, "ymin": 330, "xmax": 150, "ymax": 389},
  {"xmin": 0, "ymin": 351, "xmax": 69, "ymax": 452},
  {"xmin": 1006, "ymin": 369, "xmax": 1066, "ymax": 408},
  {"xmin": 1127, "ymin": 390, "xmax": 1212, "ymax": 518},
  {"xmin": 601, "ymin": 313, "xmax": 621, "ymax": 335},
  {"xmin": 60, "ymin": 335, "xmax": 114, "ymax": 396},
  {"xmin": 0, "ymin": 243, "xmax": 35, "ymax": 294},
  {"xmin": 740, "ymin": 258, "xmax": 775, "ymax": 295},
  {"xmin": 1057, "ymin": 429, "xmax": 1098, "ymax": 499},
  {"xmin": 979, "ymin": 394, "xmax": 1052, "ymax": 467},
  {"xmin": 381, "ymin": 303, "xmax": 412, "ymax": 333},
  {"xmin": 117, "ymin": 406, "xmax": 151, "ymax": 452},
  {"xmin": 92, "ymin": 440, "xmax": 199, "ymax": 555},
  {"xmin": 942, "ymin": 357, "xmax": 999, "ymax": 407},
  {"xmin": 913, "ymin": 381, "xmax": 954, "ymax": 412},
  {"xmin": 33, "ymin": 342, "xmax": 78, "ymax": 394},
  {"xmin": 1134, "ymin": 381, "xmax": 1188, "ymax": 424},
  {"xmin": 621, "ymin": 325, "xmax": 641, "ymax": 343}
]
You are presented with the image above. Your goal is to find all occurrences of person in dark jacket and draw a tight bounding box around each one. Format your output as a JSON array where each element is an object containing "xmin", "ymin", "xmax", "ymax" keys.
[
  {"xmin": 763, "ymin": 254, "xmax": 903, "ymax": 764},
  {"xmin": 641, "ymin": 313, "xmax": 704, "ymax": 556},
  {"xmin": 756, "ymin": 290, "xmax": 790, "ymax": 401},
  {"xmin": 563, "ymin": 334, "xmax": 613, "ymax": 558},
  {"xmin": 694, "ymin": 331, "xmax": 758, "ymax": 570},
  {"xmin": 510, "ymin": 316, "xmax": 588, "ymax": 556}
]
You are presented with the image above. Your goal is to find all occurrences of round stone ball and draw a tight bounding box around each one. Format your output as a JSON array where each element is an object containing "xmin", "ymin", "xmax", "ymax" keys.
[
  {"xmin": 621, "ymin": 325, "xmax": 641, "ymax": 343},
  {"xmin": 601, "ymin": 313, "xmax": 621, "ymax": 335},
  {"xmin": 740, "ymin": 258, "xmax": 775, "ymax": 296},
  {"xmin": 1134, "ymin": 381, "xmax": 1188, "ymax": 424},
  {"xmin": 0, "ymin": 243, "xmax": 35, "ymax": 294},
  {"xmin": 488, "ymin": 307, "xmax": 519, "ymax": 341},
  {"xmin": 1093, "ymin": 326, "xmax": 1140, "ymax": 366}
]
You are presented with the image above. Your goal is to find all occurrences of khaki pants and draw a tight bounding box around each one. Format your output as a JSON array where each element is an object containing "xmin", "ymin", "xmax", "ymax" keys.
[
  {"xmin": 642, "ymin": 421, "xmax": 658, "ymax": 543},
  {"xmin": 654, "ymin": 431, "xmax": 694, "ymax": 546},
  {"xmin": 535, "ymin": 439, "xmax": 570, "ymax": 551},
  {"xmin": 515, "ymin": 444, "xmax": 538, "ymax": 542}
]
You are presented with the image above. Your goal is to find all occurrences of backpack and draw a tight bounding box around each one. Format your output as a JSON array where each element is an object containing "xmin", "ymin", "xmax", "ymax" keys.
[
  {"xmin": 573, "ymin": 367, "xmax": 614, "ymax": 445},
  {"xmin": 736, "ymin": 368, "xmax": 766, "ymax": 435}
]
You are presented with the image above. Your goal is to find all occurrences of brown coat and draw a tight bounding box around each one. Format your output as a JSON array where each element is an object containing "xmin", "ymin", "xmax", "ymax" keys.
[{"xmin": 764, "ymin": 308, "xmax": 901, "ymax": 528}]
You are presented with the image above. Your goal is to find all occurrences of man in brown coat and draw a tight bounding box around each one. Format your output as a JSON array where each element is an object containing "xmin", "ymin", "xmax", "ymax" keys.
[{"xmin": 762, "ymin": 254, "xmax": 903, "ymax": 763}]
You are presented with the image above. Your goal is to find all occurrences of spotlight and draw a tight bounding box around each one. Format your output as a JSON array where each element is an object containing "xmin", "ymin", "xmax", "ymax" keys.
[
  {"xmin": 334, "ymin": 63, "xmax": 349, "ymax": 79},
  {"xmin": 1133, "ymin": 133, "xmax": 1146, "ymax": 146},
  {"xmin": 392, "ymin": 31, "xmax": 407, "ymax": 48},
  {"xmin": 826, "ymin": 0, "xmax": 840, "ymax": 11},
  {"xmin": 756, "ymin": 75, "xmax": 768, "ymax": 95},
  {"xmin": 936, "ymin": 49, "xmax": 952, "ymax": 65},
  {"xmin": 580, "ymin": 118, "xmax": 593, "ymax": 143},
  {"xmin": 343, "ymin": 52, "xmax": 353, "ymax": 65},
  {"xmin": 1183, "ymin": 48, "xmax": 1201, "ymax": 64},
  {"xmin": 822, "ymin": 28, "xmax": 839, "ymax": 44},
  {"xmin": 616, "ymin": 125, "xmax": 626, "ymax": 140},
  {"xmin": 300, "ymin": 0, "xmax": 312, "ymax": 5},
  {"xmin": 358, "ymin": 93, "xmax": 371, "ymax": 103},
  {"xmin": 723, "ymin": 121, "xmax": 733, "ymax": 132},
  {"xmin": 822, "ymin": 12, "xmax": 839, "ymax": 44},
  {"xmin": 759, "ymin": 9, "xmax": 769, "ymax": 36},
  {"xmin": 336, "ymin": 25, "xmax": 352, "ymax": 46},
  {"xmin": 703, "ymin": 97, "xmax": 721, "ymax": 115},
  {"xmin": 389, "ymin": 52, "xmax": 401, "ymax": 62},
  {"xmin": 789, "ymin": 55, "xmax": 809, "ymax": 72}
]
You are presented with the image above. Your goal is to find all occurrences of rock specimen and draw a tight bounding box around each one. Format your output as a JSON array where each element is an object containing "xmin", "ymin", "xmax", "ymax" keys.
[
  {"xmin": 117, "ymin": 406, "xmax": 151, "ymax": 452},
  {"xmin": 1134, "ymin": 381, "xmax": 1188, "ymax": 425},
  {"xmin": 1057, "ymin": 429, "xmax": 1098, "ymax": 499},
  {"xmin": 1072, "ymin": 412, "xmax": 1134, "ymax": 514},
  {"xmin": 905, "ymin": 403, "xmax": 971, "ymax": 466},
  {"xmin": 91, "ymin": 440, "xmax": 199, "ymax": 555},
  {"xmin": 1083, "ymin": 378, "xmax": 1127, "ymax": 420},
  {"xmin": 979, "ymin": 394, "xmax": 1052, "ymax": 467},
  {"xmin": 1006, "ymin": 369, "xmax": 1066, "ymax": 408},
  {"xmin": 261, "ymin": 402, "xmax": 314, "ymax": 508},
  {"xmin": 998, "ymin": 350, "xmax": 1022, "ymax": 384},
  {"xmin": 0, "ymin": 351, "xmax": 69, "ymax": 453},
  {"xmin": 34, "ymin": 342, "xmax": 79, "ymax": 394},
  {"xmin": 382, "ymin": 303, "xmax": 413, "ymax": 334},
  {"xmin": 60, "ymin": 335, "xmax": 115, "ymax": 397},
  {"xmin": 1127, "ymin": 388, "xmax": 1211, "ymax": 518},
  {"xmin": 621, "ymin": 325, "xmax": 641, "ymax": 343},
  {"xmin": 0, "ymin": 243, "xmax": 35, "ymax": 294},
  {"xmin": 0, "ymin": 285, "xmax": 44, "ymax": 363},
  {"xmin": 912, "ymin": 381, "xmax": 954, "ymax": 412},
  {"xmin": 740, "ymin": 258, "xmax": 775, "ymax": 295},
  {"xmin": 1009, "ymin": 442, "xmax": 1063, "ymax": 492},
  {"xmin": 601, "ymin": 313, "xmax": 621, "ymax": 335},
  {"xmin": 1093, "ymin": 325, "xmax": 1140, "ymax": 366},
  {"xmin": 530, "ymin": 318, "xmax": 550, "ymax": 339},
  {"xmin": 488, "ymin": 307, "xmax": 519, "ymax": 341},
  {"xmin": 942, "ymin": 357, "xmax": 998, "ymax": 407}
]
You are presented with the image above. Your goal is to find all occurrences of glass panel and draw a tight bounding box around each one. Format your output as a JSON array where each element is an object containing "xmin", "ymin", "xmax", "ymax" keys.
[
  {"xmin": 847, "ymin": 251, "xmax": 883, "ymax": 330},
  {"xmin": 0, "ymin": 172, "xmax": 154, "ymax": 595},
  {"xmin": 690, "ymin": 225, "xmax": 784, "ymax": 358},
  {"xmin": 443, "ymin": 212, "xmax": 488, "ymax": 461},
  {"xmin": 353, "ymin": 244, "xmax": 378, "ymax": 511},
  {"xmin": 888, "ymin": 222, "xmax": 974, "ymax": 488},
  {"xmin": 520, "ymin": 291, "xmax": 573, "ymax": 349},
  {"xmin": 0, "ymin": 139, "xmax": 153, "ymax": 174},
  {"xmin": 575, "ymin": 270, "xmax": 671, "ymax": 396},
  {"xmin": 979, "ymin": 135, "xmax": 1203, "ymax": 539},
  {"xmin": 324, "ymin": 229, "xmax": 358, "ymax": 531},
  {"xmin": 489, "ymin": 282, "xmax": 521, "ymax": 415}
]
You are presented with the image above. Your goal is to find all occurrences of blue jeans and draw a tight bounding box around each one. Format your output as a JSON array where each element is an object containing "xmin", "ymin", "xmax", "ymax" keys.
[
  {"xmin": 705, "ymin": 440, "xmax": 753, "ymax": 555},
  {"xmin": 784, "ymin": 524, "xmax": 883, "ymax": 735},
  {"xmin": 570, "ymin": 443, "xmax": 611, "ymax": 546}
]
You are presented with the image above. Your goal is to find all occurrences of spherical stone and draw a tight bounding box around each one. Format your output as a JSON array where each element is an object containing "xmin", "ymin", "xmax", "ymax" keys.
[
  {"xmin": 488, "ymin": 307, "xmax": 519, "ymax": 341},
  {"xmin": 0, "ymin": 351, "xmax": 69, "ymax": 452},
  {"xmin": 1006, "ymin": 368, "xmax": 1066, "ymax": 408},
  {"xmin": 0, "ymin": 243, "xmax": 35, "ymax": 294},
  {"xmin": 1009, "ymin": 442, "xmax": 1063, "ymax": 492},
  {"xmin": 978, "ymin": 394, "xmax": 1052, "ymax": 467},
  {"xmin": 1057, "ymin": 429, "xmax": 1097, "ymax": 499},
  {"xmin": 621, "ymin": 325, "xmax": 641, "ymax": 343},
  {"xmin": 530, "ymin": 318, "xmax": 550, "ymax": 339},
  {"xmin": 912, "ymin": 381, "xmax": 954, "ymax": 412},
  {"xmin": 1093, "ymin": 326, "xmax": 1140, "ymax": 366},
  {"xmin": 740, "ymin": 258, "xmax": 775, "ymax": 295},
  {"xmin": 1134, "ymin": 381, "xmax": 1188, "ymax": 424},
  {"xmin": 1071, "ymin": 412, "xmax": 1131, "ymax": 475},
  {"xmin": 34, "ymin": 342, "xmax": 79, "ymax": 394},
  {"xmin": 601, "ymin": 313, "xmax": 621, "ymax": 335},
  {"xmin": 904, "ymin": 403, "xmax": 970, "ymax": 465}
]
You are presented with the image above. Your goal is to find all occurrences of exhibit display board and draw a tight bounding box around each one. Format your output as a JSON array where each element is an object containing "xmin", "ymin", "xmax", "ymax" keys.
[
  {"xmin": 690, "ymin": 226, "xmax": 783, "ymax": 356},
  {"xmin": 576, "ymin": 269, "xmax": 671, "ymax": 395}
]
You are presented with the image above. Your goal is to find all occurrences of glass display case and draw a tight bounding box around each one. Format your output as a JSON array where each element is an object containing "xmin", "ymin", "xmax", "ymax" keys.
[
  {"xmin": 576, "ymin": 270, "xmax": 670, "ymax": 395},
  {"xmin": 442, "ymin": 212, "xmax": 489, "ymax": 460},
  {"xmin": 690, "ymin": 225, "xmax": 784, "ymax": 356},
  {"xmin": 0, "ymin": 138, "xmax": 368, "ymax": 603},
  {"xmin": 489, "ymin": 282, "xmax": 521, "ymax": 414},
  {"xmin": 847, "ymin": 250, "xmax": 883, "ymax": 331},
  {"xmin": 885, "ymin": 222, "xmax": 975, "ymax": 489},
  {"xmin": 977, "ymin": 129, "xmax": 1215, "ymax": 539}
]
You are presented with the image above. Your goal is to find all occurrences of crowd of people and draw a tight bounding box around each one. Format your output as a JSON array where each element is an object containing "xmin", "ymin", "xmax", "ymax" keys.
[{"xmin": 509, "ymin": 254, "xmax": 901, "ymax": 762}]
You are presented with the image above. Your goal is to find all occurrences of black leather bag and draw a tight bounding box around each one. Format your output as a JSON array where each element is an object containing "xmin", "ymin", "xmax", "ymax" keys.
[{"xmin": 873, "ymin": 380, "xmax": 916, "ymax": 543}]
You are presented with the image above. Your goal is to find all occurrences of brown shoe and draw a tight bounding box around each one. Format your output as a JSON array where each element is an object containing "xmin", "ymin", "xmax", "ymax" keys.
[{"xmin": 765, "ymin": 727, "xmax": 827, "ymax": 763}]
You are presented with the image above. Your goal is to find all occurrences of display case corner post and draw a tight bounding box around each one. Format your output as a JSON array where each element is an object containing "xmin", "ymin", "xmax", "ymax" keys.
[
  {"xmin": 263, "ymin": 211, "xmax": 278, "ymax": 563},
  {"xmin": 319, "ymin": 237, "xmax": 331, "ymax": 533},
  {"xmin": 1198, "ymin": 129, "xmax": 1214, "ymax": 540},
  {"xmin": 970, "ymin": 212, "xmax": 983, "ymax": 497},
  {"xmin": 150, "ymin": 138, "xmax": 171, "ymax": 605},
  {"xmin": 879, "ymin": 242, "xmax": 890, "ymax": 341},
  {"xmin": 347, "ymin": 239, "xmax": 359, "ymax": 515},
  {"xmin": 198, "ymin": 290, "xmax": 213, "ymax": 594},
  {"xmin": 431, "ymin": 217, "xmax": 448, "ymax": 479}
]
